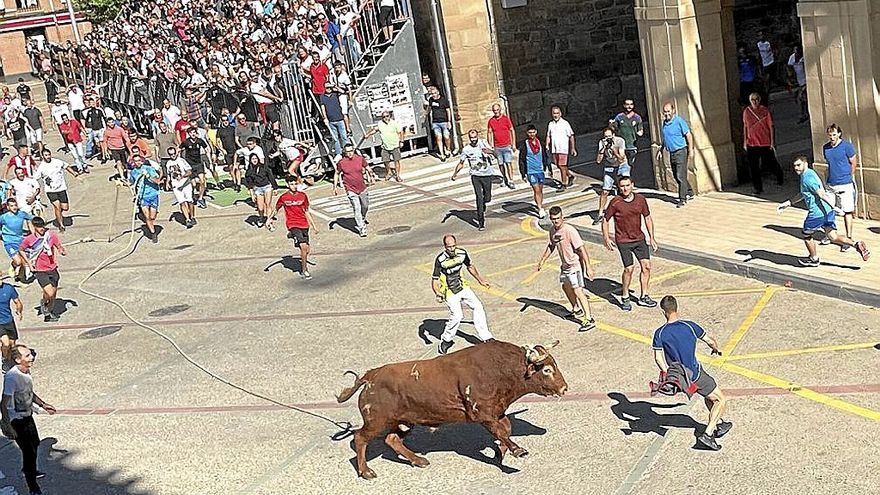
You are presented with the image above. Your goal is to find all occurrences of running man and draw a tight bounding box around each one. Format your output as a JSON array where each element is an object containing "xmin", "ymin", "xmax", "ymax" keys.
[
  {"xmin": 333, "ymin": 143, "xmax": 375, "ymax": 237},
  {"xmin": 166, "ymin": 147, "xmax": 196, "ymax": 229},
  {"xmin": 652, "ymin": 295, "xmax": 731, "ymax": 451},
  {"xmin": 546, "ymin": 105, "xmax": 577, "ymax": 191},
  {"xmin": 777, "ymin": 156, "xmax": 869, "ymax": 266},
  {"xmin": 8, "ymin": 167, "xmax": 42, "ymax": 218},
  {"xmin": 19, "ymin": 216, "xmax": 66, "ymax": 322},
  {"xmin": 536, "ymin": 206, "xmax": 596, "ymax": 331},
  {"xmin": 0, "ymin": 278, "xmax": 22, "ymax": 370},
  {"xmin": 431, "ymin": 234, "xmax": 493, "ymax": 354},
  {"xmin": 181, "ymin": 127, "xmax": 210, "ymax": 209},
  {"xmin": 602, "ymin": 176, "xmax": 658, "ymax": 311},
  {"xmin": 518, "ymin": 124, "xmax": 551, "ymax": 218},
  {"xmin": 35, "ymin": 148, "xmax": 78, "ymax": 232},
  {"xmin": 487, "ymin": 103, "xmax": 516, "ymax": 189},
  {"xmin": 0, "ymin": 198, "xmax": 34, "ymax": 282},
  {"xmin": 128, "ymin": 155, "xmax": 162, "ymax": 243},
  {"xmin": 451, "ymin": 129, "xmax": 496, "ymax": 231},
  {"xmin": 269, "ymin": 175, "xmax": 319, "ymax": 280}
]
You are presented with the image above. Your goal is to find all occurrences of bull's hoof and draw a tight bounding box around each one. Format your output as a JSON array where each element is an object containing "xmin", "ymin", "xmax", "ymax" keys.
[
  {"xmin": 411, "ymin": 456, "xmax": 430, "ymax": 468},
  {"xmin": 359, "ymin": 468, "xmax": 377, "ymax": 480},
  {"xmin": 511, "ymin": 447, "xmax": 529, "ymax": 458}
]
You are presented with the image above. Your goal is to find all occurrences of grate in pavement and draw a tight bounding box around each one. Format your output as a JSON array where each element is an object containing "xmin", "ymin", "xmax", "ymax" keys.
[
  {"xmin": 376, "ymin": 225, "xmax": 412, "ymax": 235},
  {"xmin": 147, "ymin": 304, "xmax": 191, "ymax": 317},
  {"xmin": 78, "ymin": 325, "xmax": 123, "ymax": 339}
]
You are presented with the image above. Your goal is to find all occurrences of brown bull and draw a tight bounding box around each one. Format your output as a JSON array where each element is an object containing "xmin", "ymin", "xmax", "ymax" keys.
[{"xmin": 336, "ymin": 339, "xmax": 568, "ymax": 479}]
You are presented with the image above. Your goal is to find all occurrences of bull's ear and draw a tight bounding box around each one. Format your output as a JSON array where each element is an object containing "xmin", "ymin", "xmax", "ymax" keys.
[{"xmin": 524, "ymin": 363, "xmax": 539, "ymax": 379}]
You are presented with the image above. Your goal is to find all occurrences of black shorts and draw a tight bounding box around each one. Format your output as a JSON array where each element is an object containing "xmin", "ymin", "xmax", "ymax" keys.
[
  {"xmin": 617, "ymin": 240, "xmax": 650, "ymax": 268},
  {"xmin": 694, "ymin": 369, "xmax": 718, "ymax": 397},
  {"xmin": 46, "ymin": 190, "xmax": 69, "ymax": 204},
  {"xmin": 287, "ymin": 227, "xmax": 310, "ymax": 247},
  {"xmin": 110, "ymin": 148, "xmax": 128, "ymax": 164},
  {"xmin": 35, "ymin": 269, "xmax": 60, "ymax": 288},
  {"xmin": 0, "ymin": 320, "xmax": 18, "ymax": 340},
  {"xmin": 379, "ymin": 6, "xmax": 394, "ymax": 27},
  {"xmin": 190, "ymin": 161, "xmax": 206, "ymax": 176}
]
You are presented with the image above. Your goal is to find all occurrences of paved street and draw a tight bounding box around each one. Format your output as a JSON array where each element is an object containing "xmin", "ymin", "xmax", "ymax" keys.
[{"xmin": 0, "ymin": 120, "xmax": 877, "ymax": 494}]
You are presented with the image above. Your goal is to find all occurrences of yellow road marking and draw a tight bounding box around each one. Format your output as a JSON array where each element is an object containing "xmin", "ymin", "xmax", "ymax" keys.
[
  {"xmin": 519, "ymin": 217, "xmax": 546, "ymax": 238},
  {"xmin": 720, "ymin": 287, "xmax": 778, "ymax": 356},
  {"xmin": 597, "ymin": 322, "xmax": 652, "ymax": 345},
  {"xmin": 724, "ymin": 342, "xmax": 879, "ymax": 362},
  {"xmin": 650, "ymin": 265, "xmax": 701, "ymax": 284},
  {"xmin": 520, "ymin": 269, "xmax": 543, "ymax": 286},
  {"xmin": 485, "ymin": 263, "xmax": 536, "ymax": 278}
]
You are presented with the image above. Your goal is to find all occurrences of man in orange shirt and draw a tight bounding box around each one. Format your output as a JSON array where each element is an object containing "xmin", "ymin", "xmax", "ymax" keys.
[
  {"xmin": 743, "ymin": 93, "xmax": 783, "ymax": 195},
  {"xmin": 103, "ymin": 119, "xmax": 130, "ymax": 180},
  {"xmin": 127, "ymin": 129, "xmax": 152, "ymax": 160}
]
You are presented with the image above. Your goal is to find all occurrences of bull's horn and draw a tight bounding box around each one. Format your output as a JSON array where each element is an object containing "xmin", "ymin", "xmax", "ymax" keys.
[
  {"xmin": 542, "ymin": 340, "xmax": 560, "ymax": 349},
  {"xmin": 524, "ymin": 346, "xmax": 542, "ymax": 363}
]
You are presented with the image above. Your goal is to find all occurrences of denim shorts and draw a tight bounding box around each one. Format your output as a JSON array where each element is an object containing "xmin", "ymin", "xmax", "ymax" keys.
[
  {"xmin": 526, "ymin": 172, "xmax": 545, "ymax": 185},
  {"xmin": 494, "ymin": 146, "xmax": 513, "ymax": 164},
  {"xmin": 431, "ymin": 122, "xmax": 450, "ymax": 137},
  {"xmin": 602, "ymin": 163, "xmax": 631, "ymax": 190},
  {"xmin": 139, "ymin": 195, "xmax": 159, "ymax": 210},
  {"xmin": 254, "ymin": 184, "xmax": 273, "ymax": 195}
]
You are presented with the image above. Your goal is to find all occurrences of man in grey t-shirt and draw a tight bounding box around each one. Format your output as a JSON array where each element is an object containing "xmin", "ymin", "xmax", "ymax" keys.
[
  {"xmin": 594, "ymin": 127, "xmax": 629, "ymax": 225},
  {"xmin": 451, "ymin": 129, "xmax": 496, "ymax": 231}
]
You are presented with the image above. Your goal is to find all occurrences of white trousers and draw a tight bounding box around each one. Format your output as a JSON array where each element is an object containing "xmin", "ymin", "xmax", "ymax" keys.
[{"xmin": 441, "ymin": 287, "xmax": 493, "ymax": 342}]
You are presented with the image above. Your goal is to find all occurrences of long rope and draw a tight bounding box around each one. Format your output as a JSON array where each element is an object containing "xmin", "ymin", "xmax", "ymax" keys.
[{"xmin": 75, "ymin": 175, "xmax": 352, "ymax": 433}]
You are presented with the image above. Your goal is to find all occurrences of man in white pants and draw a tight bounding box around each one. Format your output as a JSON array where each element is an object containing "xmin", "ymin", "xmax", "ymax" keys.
[
  {"xmin": 165, "ymin": 147, "xmax": 196, "ymax": 229},
  {"xmin": 431, "ymin": 234, "xmax": 494, "ymax": 354}
]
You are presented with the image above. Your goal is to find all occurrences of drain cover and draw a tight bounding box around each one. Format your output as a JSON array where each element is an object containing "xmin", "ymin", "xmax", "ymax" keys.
[
  {"xmin": 78, "ymin": 325, "xmax": 123, "ymax": 339},
  {"xmin": 377, "ymin": 226, "xmax": 411, "ymax": 236},
  {"xmin": 148, "ymin": 304, "xmax": 191, "ymax": 317},
  {"xmin": 172, "ymin": 244, "xmax": 194, "ymax": 250}
]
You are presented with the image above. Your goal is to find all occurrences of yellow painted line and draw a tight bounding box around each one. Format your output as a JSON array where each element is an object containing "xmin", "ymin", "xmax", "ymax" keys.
[
  {"xmin": 725, "ymin": 342, "xmax": 879, "ymax": 362},
  {"xmin": 519, "ymin": 217, "xmax": 546, "ymax": 238},
  {"xmin": 520, "ymin": 269, "xmax": 543, "ymax": 286},
  {"xmin": 720, "ymin": 287, "xmax": 778, "ymax": 357},
  {"xmin": 485, "ymin": 263, "xmax": 536, "ymax": 278},
  {"xmin": 649, "ymin": 265, "xmax": 701, "ymax": 284},
  {"xmin": 597, "ymin": 322, "xmax": 652, "ymax": 345},
  {"xmin": 718, "ymin": 361, "xmax": 880, "ymax": 422}
]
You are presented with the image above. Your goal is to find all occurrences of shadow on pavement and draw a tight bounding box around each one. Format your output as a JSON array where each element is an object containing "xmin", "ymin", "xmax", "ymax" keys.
[
  {"xmin": 351, "ymin": 409, "xmax": 546, "ymax": 476},
  {"xmin": 441, "ymin": 209, "xmax": 478, "ymax": 228},
  {"xmin": 608, "ymin": 392, "xmax": 702, "ymax": 438},
  {"xmin": 868, "ymin": 227, "xmax": 880, "ymax": 235},
  {"xmin": 735, "ymin": 248, "xmax": 860, "ymax": 270},
  {"xmin": 0, "ymin": 437, "xmax": 152, "ymax": 495},
  {"xmin": 328, "ymin": 217, "xmax": 360, "ymax": 235},
  {"xmin": 417, "ymin": 318, "xmax": 482, "ymax": 346},
  {"xmin": 263, "ymin": 255, "xmax": 316, "ymax": 274},
  {"xmin": 584, "ymin": 278, "xmax": 623, "ymax": 304}
]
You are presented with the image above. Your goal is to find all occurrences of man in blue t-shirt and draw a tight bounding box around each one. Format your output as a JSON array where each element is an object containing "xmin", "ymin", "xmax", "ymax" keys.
[
  {"xmin": 128, "ymin": 155, "xmax": 162, "ymax": 243},
  {"xmin": 652, "ymin": 295, "xmax": 730, "ymax": 450},
  {"xmin": 778, "ymin": 156, "xmax": 869, "ymax": 266},
  {"xmin": 0, "ymin": 279, "xmax": 23, "ymax": 369},
  {"xmin": 0, "ymin": 198, "xmax": 33, "ymax": 282},
  {"xmin": 655, "ymin": 102, "xmax": 694, "ymax": 207},
  {"xmin": 517, "ymin": 125, "xmax": 551, "ymax": 219},
  {"xmin": 822, "ymin": 124, "xmax": 859, "ymax": 243}
]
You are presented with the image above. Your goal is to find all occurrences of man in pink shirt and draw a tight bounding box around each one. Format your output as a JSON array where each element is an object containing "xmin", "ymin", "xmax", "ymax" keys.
[
  {"xmin": 333, "ymin": 144, "xmax": 376, "ymax": 237},
  {"xmin": 103, "ymin": 119, "xmax": 130, "ymax": 180},
  {"xmin": 19, "ymin": 217, "xmax": 66, "ymax": 322},
  {"xmin": 487, "ymin": 103, "xmax": 517, "ymax": 189},
  {"xmin": 536, "ymin": 206, "xmax": 596, "ymax": 331}
]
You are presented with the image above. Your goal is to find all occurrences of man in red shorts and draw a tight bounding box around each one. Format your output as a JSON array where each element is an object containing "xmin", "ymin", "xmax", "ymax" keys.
[{"xmin": 269, "ymin": 175, "xmax": 319, "ymax": 280}]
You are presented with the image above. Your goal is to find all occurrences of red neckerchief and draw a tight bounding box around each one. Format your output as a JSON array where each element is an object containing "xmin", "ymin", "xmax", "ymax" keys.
[{"xmin": 527, "ymin": 137, "xmax": 541, "ymax": 154}]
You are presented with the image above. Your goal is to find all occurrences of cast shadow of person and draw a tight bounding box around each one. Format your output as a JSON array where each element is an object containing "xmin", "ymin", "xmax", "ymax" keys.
[
  {"xmin": 441, "ymin": 209, "xmax": 479, "ymax": 228},
  {"xmin": 608, "ymin": 392, "xmax": 702, "ymax": 438},
  {"xmin": 417, "ymin": 318, "xmax": 482, "ymax": 346}
]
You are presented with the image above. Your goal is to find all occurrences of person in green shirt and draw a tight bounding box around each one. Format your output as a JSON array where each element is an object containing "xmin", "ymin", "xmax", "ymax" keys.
[
  {"xmin": 368, "ymin": 111, "xmax": 406, "ymax": 181},
  {"xmin": 611, "ymin": 99, "xmax": 644, "ymax": 166}
]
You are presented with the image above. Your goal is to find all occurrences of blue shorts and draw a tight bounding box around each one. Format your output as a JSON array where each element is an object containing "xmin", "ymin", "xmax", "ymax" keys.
[
  {"xmin": 526, "ymin": 172, "xmax": 545, "ymax": 185},
  {"xmin": 431, "ymin": 122, "xmax": 450, "ymax": 138},
  {"xmin": 494, "ymin": 146, "xmax": 513, "ymax": 164},
  {"xmin": 4, "ymin": 242, "xmax": 21, "ymax": 257},
  {"xmin": 139, "ymin": 195, "xmax": 159, "ymax": 210},
  {"xmin": 803, "ymin": 211, "xmax": 836, "ymax": 236},
  {"xmin": 602, "ymin": 163, "xmax": 632, "ymax": 190},
  {"xmin": 254, "ymin": 184, "xmax": 273, "ymax": 195}
]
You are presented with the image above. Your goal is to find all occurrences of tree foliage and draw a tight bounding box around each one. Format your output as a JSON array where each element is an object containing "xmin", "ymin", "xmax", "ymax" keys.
[{"xmin": 74, "ymin": 0, "xmax": 127, "ymax": 24}]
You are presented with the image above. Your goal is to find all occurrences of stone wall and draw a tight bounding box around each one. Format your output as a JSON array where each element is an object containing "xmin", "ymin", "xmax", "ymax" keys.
[{"xmin": 492, "ymin": 0, "xmax": 647, "ymax": 135}]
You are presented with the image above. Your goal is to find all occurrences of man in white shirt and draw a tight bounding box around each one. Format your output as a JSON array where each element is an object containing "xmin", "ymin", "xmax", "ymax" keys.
[
  {"xmin": 756, "ymin": 31, "xmax": 775, "ymax": 90},
  {"xmin": 67, "ymin": 84, "xmax": 86, "ymax": 122},
  {"xmin": 35, "ymin": 149, "xmax": 78, "ymax": 232},
  {"xmin": 787, "ymin": 45, "xmax": 809, "ymax": 124},
  {"xmin": 49, "ymin": 98, "xmax": 69, "ymax": 128},
  {"xmin": 161, "ymin": 98, "xmax": 182, "ymax": 128},
  {"xmin": 166, "ymin": 147, "xmax": 197, "ymax": 229},
  {"xmin": 8, "ymin": 167, "xmax": 42, "ymax": 217},
  {"xmin": 546, "ymin": 105, "xmax": 577, "ymax": 192}
]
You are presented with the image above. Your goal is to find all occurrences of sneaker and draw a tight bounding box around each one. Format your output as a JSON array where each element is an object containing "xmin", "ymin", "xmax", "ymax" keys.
[
  {"xmin": 44, "ymin": 313, "xmax": 59, "ymax": 323},
  {"xmin": 714, "ymin": 420, "xmax": 733, "ymax": 439},
  {"xmin": 478, "ymin": 225, "xmax": 485, "ymax": 231},
  {"xmin": 570, "ymin": 308, "xmax": 586, "ymax": 319},
  {"xmin": 637, "ymin": 295, "xmax": 658, "ymax": 308},
  {"xmin": 578, "ymin": 317, "xmax": 596, "ymax": 332},
  {"xmin": 438, "ymin": 340, "xmax": 454, "ymax": 355},
  {"xmin": 697, "ymin": 432, "xmax": 721, "ymax": 451},
  {"xmin": 507, "ymin": 182, "xmax": 515, "ymax": 190},
  {"xmin": 819, "ymin": 237, "xmax": 831, "ymax": 245},
  {"xmin": 675, "ymin": 200, "xmax": 687, "ymax": 209},
  {"xmin": 620, "ymin": 298, "xmax": 633, "ymax": 312},
  {"xmin": 855, "ymin": 241, "xmax": 870, "ymax": 261},
  {"xmin": 267, "ymin": 223, "xmax": 276, "ymax": 232},
  {"xmin": 840, "ymin": 244, "xmax": 851, "ymax": 253},
  {"xmin": 538, "ymin": 208, "xmax": 546, "ymax": 219},
  {"xmin": 797, "ymin": 257, "xmax": 820, "ymax": 267},
  {"xmin": 198, "ymin": 199, "xmax": 207, "ymax": 209},
  {"xmin": 592, "ymin": 216, "xmax": 602, "ymax": 226},
  {"xmin": 191, "ymin": 218, "xmax": 198, "ymax": 226},
  {"xmin": 303, "ymin": 270, "xmax": 312, "ymax": 280},
  {"xmin": 567, "ymin": 176, "xmax": 575, "ymax": 187},
  {"xmin": 556, "ymin": 185, "xmax": 566, "ymax": 193},
  {"xmin": 359, "ymin": 230, "xmax": 367, "ymax": 238},
  {"xmin": 151, "ymin": 233, "xmax": 158, "ymax": 244},
  {"xmin": 185, "ymin": 219, "xmax": 194, "ymax": 229}
]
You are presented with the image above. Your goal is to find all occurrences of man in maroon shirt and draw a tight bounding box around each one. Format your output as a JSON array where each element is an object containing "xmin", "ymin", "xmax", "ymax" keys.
[
  {"xmin": 58, "ymin": 114, "xmax": 88, "ymax": 173},
  {"xmin": 269, "ymin": 175, "xmax": 319, "ymax": 280},
  {"xmin": 601, "ymin": 176, "xmax": 658, "ymax": 312},
  {"xmin": 333, "ymin": 144, "xmax": 376, "ymax": 237},
  {"xmin": 743, "ymin": 93, "xmax": 783, "ymax": 194},
  {"xmin": 487, "ymin": 103, "xmax": 517, "ymax": 189}
]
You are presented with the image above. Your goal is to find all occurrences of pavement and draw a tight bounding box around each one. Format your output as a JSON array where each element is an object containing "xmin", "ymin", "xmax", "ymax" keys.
[{"xmin": 0, "ymin": 82, "xmax": 876, "ymax": 495}]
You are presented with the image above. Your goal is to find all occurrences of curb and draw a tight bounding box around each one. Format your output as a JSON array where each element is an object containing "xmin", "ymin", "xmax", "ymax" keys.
[{"xmin": 539, "ymin": 220, "xmax": 880, "ymax": 308}]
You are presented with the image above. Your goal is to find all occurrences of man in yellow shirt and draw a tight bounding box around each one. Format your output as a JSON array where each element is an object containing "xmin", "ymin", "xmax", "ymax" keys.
[{"xmin": 368, "ymin": 111, "xmax": 405, "ymax": 181}]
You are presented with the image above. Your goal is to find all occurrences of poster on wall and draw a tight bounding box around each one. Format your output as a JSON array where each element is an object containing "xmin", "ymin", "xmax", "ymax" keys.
[{"xmin": 364, "ymin": 73, "xmax": 417, "ymax": 134}]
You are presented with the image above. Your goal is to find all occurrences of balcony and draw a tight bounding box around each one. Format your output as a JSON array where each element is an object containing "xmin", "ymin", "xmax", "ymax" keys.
[{"xmin": 0, "ymin": 0, "xmax": 66, "ymax": 19}]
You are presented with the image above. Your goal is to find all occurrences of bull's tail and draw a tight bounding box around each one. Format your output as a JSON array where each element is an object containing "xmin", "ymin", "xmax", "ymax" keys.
[{"xmin": 336, "ymin": 370, "xmax": 368, "ymax": 403}]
